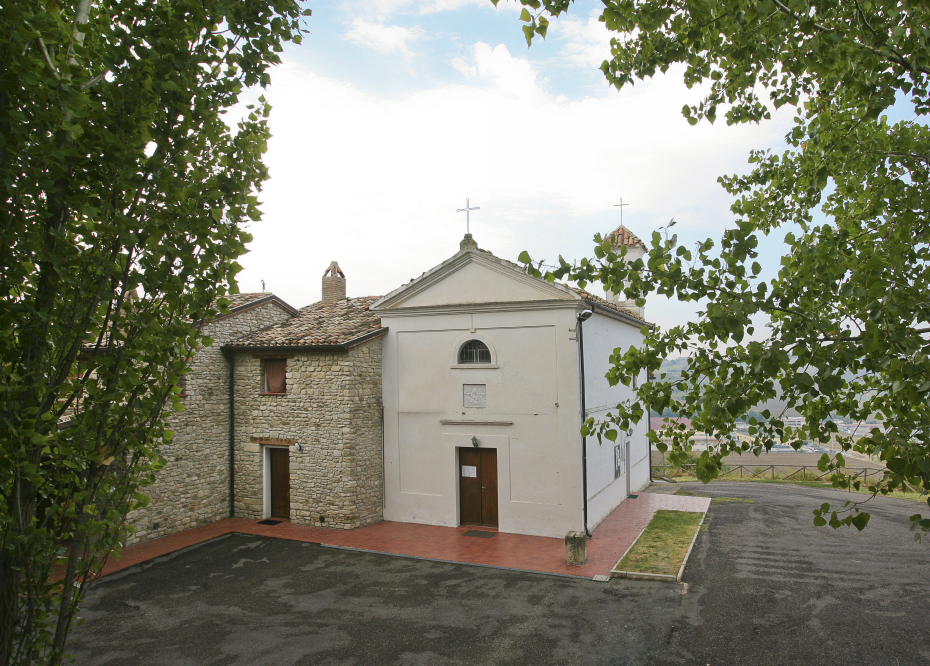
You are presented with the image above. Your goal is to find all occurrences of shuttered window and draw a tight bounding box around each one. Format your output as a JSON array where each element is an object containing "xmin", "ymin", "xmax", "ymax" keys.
[{"xmin": 264, "ymin": 359, "xmax": 287, "ymax": 394}]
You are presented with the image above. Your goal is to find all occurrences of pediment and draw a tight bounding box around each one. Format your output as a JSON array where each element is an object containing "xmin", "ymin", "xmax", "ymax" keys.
[{"xmin": 372, "ymin": 251, "xmax": 577, "ymax": 310}]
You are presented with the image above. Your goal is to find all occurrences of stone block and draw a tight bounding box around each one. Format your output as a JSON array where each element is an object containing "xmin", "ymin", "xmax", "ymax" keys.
[{"xmin": 565, "ymin": 531, "xmax": 587, "ymax": 566}]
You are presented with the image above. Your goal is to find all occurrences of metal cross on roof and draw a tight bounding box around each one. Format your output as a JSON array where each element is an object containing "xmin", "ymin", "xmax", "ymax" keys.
[
  {"xmin": 456, "ymin": 197, "xmax": 480, "ymax": 234},
  {"xmin": 614, "ymin": 198, "xmax": 629, "ymax": 227}
]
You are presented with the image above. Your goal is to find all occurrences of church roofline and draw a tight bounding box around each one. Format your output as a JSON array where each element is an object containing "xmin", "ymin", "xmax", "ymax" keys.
[
  {"xmin": 370, "ymin": 235, "xmax": 652, "ymax": 328},
  {"xmin": 221, "ymin": 327, "xmax": 388, "ymax": 354},
  {"xmin": 370, "ymin": 242, "xmax": 577, "ymax": 311},
  {"xmin": 587, "ymin": 302, "xmax": 654, "ymax": 329},
  {"xmin": 213, "ymin": 293, "xmax": 300, "ymax": 320},
  {"xmin": 375, "ymin": 296, "xmax": 652, "ymax": 328}
]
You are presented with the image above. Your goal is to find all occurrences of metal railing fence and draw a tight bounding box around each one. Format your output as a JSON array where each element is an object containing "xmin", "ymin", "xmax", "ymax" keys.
[{"xmin": 653, "ymin": 463, "xmax": 887, "ymax": 483}]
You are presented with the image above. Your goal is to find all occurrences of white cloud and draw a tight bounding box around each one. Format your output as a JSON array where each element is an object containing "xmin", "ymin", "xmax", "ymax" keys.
[
  {"xmin": 338, "ymin": 0, "xmax": 510, "ymax": 19},
  {"xmin": 472, "ymin": 43, "xmax": 540, "ymax": 99},
  {"xmin": 451, "ymin": 57, "xmax": 477, "ymax": 78},
  {"xmin": 242, "ymin": 47, "xmax": 793, "ymax": 332},
  {"xmin": 555, "ymin": 9, "xmax": 615, "ymax": 69},
  {"xmin": 418, "ymin": 0, "xmax": 490, "ymax": 13},
  {"xmin": 344, "ymin": 18, "xmax": 423, "ymax": 58}
]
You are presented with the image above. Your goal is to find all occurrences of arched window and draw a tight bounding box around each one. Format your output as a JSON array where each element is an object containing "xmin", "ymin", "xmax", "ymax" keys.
[{"xmin": 458, "ymin": 340, "xmax": 491, "ymax": 364}]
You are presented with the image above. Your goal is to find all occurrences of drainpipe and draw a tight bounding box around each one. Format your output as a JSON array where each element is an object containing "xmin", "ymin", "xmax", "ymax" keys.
[
  {"xmin": 225, "ymin": 349, "xmax": 235, "ymax": 518},
  {"xmin": 647, "ymin": 372, "xmax": 653, "ymax": 484},
  {"xmin": 647, "ymin": 408, "xmax": 653, "ymax": 484},
  {"xmin": 381, "ymin": 405, "xmax": 385, "ymax": 513},
  {"xmin": 577, "ymin": 309, "xmax": 593, "ymax": 538}
]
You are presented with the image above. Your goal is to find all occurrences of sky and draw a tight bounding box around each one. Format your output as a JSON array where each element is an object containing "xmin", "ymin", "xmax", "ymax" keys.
[{"xmin": 234, "ymin": 0, "xmax": 798, "ymax": 332}]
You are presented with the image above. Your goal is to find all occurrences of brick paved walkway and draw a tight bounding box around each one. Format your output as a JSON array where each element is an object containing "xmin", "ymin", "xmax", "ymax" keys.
[{"xmin": 100, "ymin": 493, "xmax": 710, "ymax": 580}]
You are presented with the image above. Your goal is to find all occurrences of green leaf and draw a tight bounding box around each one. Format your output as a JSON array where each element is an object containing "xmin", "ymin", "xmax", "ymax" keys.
[
  {"xmin": 817, "ymin": 453, "xmax": 830, "ymax": 472},
  {"xmin": 851, "ymin": 512, "xmax": 870, "ymax": 531}
]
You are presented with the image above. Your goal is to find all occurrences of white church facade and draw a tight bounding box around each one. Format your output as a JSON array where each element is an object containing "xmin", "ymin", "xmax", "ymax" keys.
[
  {"xmin": 128, "ymin": 226, "xmax": 653, "ymax": 543},
  {"xmin": 373, "ymin": 232, "xmax": 651, "ymax": 538}
]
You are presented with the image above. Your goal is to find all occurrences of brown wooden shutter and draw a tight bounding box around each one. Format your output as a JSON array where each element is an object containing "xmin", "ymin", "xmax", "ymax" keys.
[{"xmin": 264, "ymin": 359, "xmax": 286, "ymax": 394}]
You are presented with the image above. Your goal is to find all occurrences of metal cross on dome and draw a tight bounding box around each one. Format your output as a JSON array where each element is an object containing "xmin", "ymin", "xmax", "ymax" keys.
[
  {"xmin": 614, "ymin": 198, "xmax": 629, "ymax": 226},
  {"xmin": 456, "ymin": 197, "xmax": 480, "ymax": 234}
]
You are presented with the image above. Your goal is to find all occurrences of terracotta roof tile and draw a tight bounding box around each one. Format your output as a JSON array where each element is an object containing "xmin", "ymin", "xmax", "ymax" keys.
[
  {"xmin": 564, "ymin": 286, "xmax": 648, "ymax": 323},
  {"xmin": 605, "ymin": 225, "xmax": 646, "ymax": 250},
  {"xmin": 228, "ymin": 296, "xmax": 385, "ymax": 348}
]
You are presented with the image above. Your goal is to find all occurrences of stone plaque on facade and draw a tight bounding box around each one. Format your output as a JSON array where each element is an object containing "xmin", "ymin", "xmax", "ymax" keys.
[{"xmin": 463, "ymin": 384, "xmax": 486, "ymax": 408}]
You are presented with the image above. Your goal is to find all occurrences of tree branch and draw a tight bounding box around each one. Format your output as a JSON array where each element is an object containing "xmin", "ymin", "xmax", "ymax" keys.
[
  {"xmin": 770, "ymin": 0, "xmax": 930, "ymax": 77},
  {"xmin": 79, "ymin": 70, "xmax": 108, "ymax": 91},
  {"xmin": 68, "ymin": 0, "xmax": 93, "ymax": 66},
  {"xmin": 37, "ymin": 39, "xmax": 60, "ymax": 80}
]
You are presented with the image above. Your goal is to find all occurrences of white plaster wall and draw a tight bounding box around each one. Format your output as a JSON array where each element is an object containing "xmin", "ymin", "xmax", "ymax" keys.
[
  {"xmin": 605, "ymin": 245, "xmax": 648, "ymax": 318},
  {"xmin": 581, "ymin": 311, "xmax": 651, "ymax": 530},
  {"xmin": 380, "ymin": 306, "xmax": 587, "ymax": 538}
]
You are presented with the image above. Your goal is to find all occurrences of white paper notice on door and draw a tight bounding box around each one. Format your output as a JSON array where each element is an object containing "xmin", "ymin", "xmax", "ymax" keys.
[{"xmin": 461, "ymin": 465, "xmax": 477, "ymax": 478}]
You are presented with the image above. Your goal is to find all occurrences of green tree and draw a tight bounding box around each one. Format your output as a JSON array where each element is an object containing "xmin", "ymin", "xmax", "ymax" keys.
[
  {"xmin": 0, "ymin": 1, "xmax": 307, "ymax": 663},
  {"xmin": 507, "ymin": 0, "xmax": 930, "ymax": 534}
]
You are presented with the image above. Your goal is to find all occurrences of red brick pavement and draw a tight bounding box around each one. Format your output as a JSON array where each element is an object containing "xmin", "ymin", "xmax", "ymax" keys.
[{"xmin": 98, "ymin": 493, "xmax": 710, "ymax": 580}]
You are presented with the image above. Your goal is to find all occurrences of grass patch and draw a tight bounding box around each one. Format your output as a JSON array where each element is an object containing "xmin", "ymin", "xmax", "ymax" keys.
[
  {"xmin": 710, "ymin": 496, "xmax": 754, "ymax": 504},
  {"xmin": 615, "ymin": 510, "xmax": 704, "ymax": 577}
]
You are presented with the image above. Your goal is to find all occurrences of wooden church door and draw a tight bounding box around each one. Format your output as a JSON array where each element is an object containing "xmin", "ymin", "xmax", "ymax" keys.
[{"xmin": 459, "ymin": 448, "xmax": 498, "ymax": 527}]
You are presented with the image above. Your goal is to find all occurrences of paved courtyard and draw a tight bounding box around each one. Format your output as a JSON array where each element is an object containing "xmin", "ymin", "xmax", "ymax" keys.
[
  {"xmin": 67, "ymin": 483, "xmax": 930, "ymax": 665},
  {"xmin": 93, "ymin": 492, "xmax": 710, "ymax": 580}
]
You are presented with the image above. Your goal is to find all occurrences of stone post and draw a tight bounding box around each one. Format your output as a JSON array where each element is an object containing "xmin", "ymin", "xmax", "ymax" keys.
[{"xmin": 565, "ymin": 531, "xmax": 587, "ymax": 566}]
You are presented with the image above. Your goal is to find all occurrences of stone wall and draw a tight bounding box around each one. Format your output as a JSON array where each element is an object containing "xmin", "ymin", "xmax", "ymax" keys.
[
  {"xmin": 233, "ymin": 338, "xmax": 384, "ymax": 530},
  {"xmin": 127, "ymin": 300, "xmax": 293, "ymax": 544}
]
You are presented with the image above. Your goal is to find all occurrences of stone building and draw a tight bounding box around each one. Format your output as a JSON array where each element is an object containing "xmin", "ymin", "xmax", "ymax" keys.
[
  {"xmin": 129, "ymin": 293, "xmax": 297, "ymax": 543},
  {"xmin": 129, "ymin": 264, "xmax": 385, "ymax": 542},
  {"xmin": 130, "ymin": 225, "xmax": 652, "ymax": 543},
  {"xmin": 223, "ymin": 286, "xmax": 386, "ymax": 529}
]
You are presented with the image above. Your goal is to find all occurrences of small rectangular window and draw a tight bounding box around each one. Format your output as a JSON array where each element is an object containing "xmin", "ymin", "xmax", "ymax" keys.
[
  {"xmin": 263, "ymin": 359, "xmax": 287, "ymax": 394},
  {"xmin": 614, "ymin": 443, "xmax": 624, "ymax": 479}
]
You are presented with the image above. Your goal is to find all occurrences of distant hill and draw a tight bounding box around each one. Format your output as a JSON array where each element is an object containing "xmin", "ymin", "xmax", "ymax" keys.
[{"xmin": 651, "ymin": 357, "xmax": 799, "ymax": 420}]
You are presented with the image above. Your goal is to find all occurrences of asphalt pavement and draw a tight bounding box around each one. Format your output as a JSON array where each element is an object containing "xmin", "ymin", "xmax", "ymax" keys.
[{"xmin": 67, "ymin": 483, "xmax": 930, "ymax": 665}]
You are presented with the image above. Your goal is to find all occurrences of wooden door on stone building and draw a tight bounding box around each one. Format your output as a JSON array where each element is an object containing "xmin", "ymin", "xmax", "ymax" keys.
[
  {"xmin": 459, "ymin": 448, "xmax": 498, "ymax": 527},
  {"xmin": 269, "ymin": 447, "xmax": 291, "ymax": 518}
]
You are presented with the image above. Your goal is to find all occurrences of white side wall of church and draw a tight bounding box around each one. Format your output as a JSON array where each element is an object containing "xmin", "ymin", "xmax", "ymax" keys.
[{"xmin": 582, "ymin": 311, "xmax": 651, "ymax": 529}]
